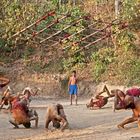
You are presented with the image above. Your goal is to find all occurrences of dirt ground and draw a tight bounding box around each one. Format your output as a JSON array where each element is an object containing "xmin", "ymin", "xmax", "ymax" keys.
[{"xmin": 0, "ymin": 98, "xmax": 140, "ymax": 140}]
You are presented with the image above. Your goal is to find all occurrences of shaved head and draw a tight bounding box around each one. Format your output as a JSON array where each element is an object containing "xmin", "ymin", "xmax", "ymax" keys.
[{"xmin": 53, "ymin": 121, "xmax": 60, "ymax": 129}]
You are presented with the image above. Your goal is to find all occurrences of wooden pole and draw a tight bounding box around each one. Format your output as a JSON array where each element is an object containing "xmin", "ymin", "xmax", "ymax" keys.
[
  {"xmin": 63, "ymin": 23, "xmax": 112, "ymax": 50},
  {"xmin": 33, "ymin": 15, "xmax": 68, "ymax": 37},
  {"xmin": 40, "ymin": 18, "xmax": 83, "ymax": 44},
  {"xmin": 115, "ymin": 0, "xmax": 121, "ymax": 19},
  {"xmin": 11, "ymin": 11, "xmax": 55, "ymax": 38},
  {"xmin": 72, "ymin": 35, "xmax": 109, "ymax": 54},
  {"xmin": 51, "ymin": 22, "xmax": 98, "ymax": 47}
]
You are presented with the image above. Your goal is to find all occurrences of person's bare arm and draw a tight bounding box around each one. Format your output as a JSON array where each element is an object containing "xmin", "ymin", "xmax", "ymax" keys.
[
  {"xmin": 68, "ymin": 77, "xmax": 71, "ymax": 90},
  {"xmin": 0, "ymin": 97, "xmax": 7, "ymax": 109},
  {"xmin": 45, "ymin": 107, "xmax": 51, "ymax": 129},
  {"xmin": 31, "ymin": 88, "xmax": 41, "ymax": 96},
  {"xmin": 3, "ymin": 88, "xmax": 9, "ymax": 96},
  {"xmin": 0, "ymin": 77, "xmax": 10, "ymax": 88},
  {"xmin": 58, "ymin": 105, "xmax": 67, "ymax": 120},
  {"xmin": 55, "ymin": 114, "xmax": 68, "ymax": 131},
  {"xmin": 0, "ymin": 77, "xmax": 10, "ymax": 82},
  {"xmin": 30, "ymin": 89, "xmax": 36, "ymax": 96},
  {"xmin": 33, "ymin": 88, "xmax": 40, "ymax": 96},
  {"xmin": 29, "ymin": 110, "xmax": 38, "ymax": 128},
  {"xmin": 17, "ymin": 93, "xmax": 23, "ymax": 98},
  {"xmin": 45, "ymin": 113, "xmax": 51, "ymax": 129},
  {"xmin": 0, "ymin": 100, "xmax": 4, "ymax": 109}
]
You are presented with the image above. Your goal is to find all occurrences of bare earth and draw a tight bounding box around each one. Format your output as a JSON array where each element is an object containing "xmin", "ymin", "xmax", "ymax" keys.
[{"xmin": 0, "ymin": 98, "xmax": 140, "ymax": 140}]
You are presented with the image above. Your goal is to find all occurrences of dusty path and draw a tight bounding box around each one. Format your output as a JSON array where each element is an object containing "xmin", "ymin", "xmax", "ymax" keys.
[{"xmin": 0, "ymin": 98, "xmax": 140, "ymax": 140}]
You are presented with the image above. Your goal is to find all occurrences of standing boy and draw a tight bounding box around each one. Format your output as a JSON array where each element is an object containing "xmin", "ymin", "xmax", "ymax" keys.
[{"xmin": 68, "ymin": 71, "xmax": 78, "ymax": 105}]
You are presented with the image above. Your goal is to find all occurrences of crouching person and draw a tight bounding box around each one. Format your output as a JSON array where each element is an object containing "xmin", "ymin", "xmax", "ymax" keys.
[
  {"xmin": 45, "ymin": 104, "xmax": 68, "ymax": 131},
  {"xmin": 117, "ymin": 96, "xmax": 140, "ymax": 129},
  {"xmin": 10, "ymin": 97, "xmax": 38, "ymax": 128},
  {"xmin": 2, "ymin": 95, "xmax": 38, "ymax": 129},
  {"xmin": 9, "ymin": 108, "xmax": 38, "ymax": 129}
]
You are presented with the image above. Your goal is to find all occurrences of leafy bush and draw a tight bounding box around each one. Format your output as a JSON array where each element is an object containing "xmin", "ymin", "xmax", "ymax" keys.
[
  {"xmin": 91, "ymin": 48, "xmax": 114, "ymax": 82},
  {"xmin": 123, "ymin": 59, "xmax": 140, "ymax": 85},
  {"xmin": 62, "ymin": 52, "xmax": 85, "ymax": 71},
  {"xmin": 116, "ymin": 29, "xmax": 136, "ymax": 51}
]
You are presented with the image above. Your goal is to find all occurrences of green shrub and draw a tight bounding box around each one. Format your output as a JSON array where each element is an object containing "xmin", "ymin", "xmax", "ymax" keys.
[
  {"xmin": 124, "ymin": 59, "xmax": 140, "ymax": 85},
  {"xmin": 62, "ymin": 52, "xmax": 85, "ymax": 71},
  {"xmin": 91, "ymin": 48, "xmax": 114, "ymax": 82}
]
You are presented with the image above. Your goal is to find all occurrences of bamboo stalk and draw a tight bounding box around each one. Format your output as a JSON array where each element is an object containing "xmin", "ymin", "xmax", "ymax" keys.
[
  {"xmin": 11, "ymin": 11, "xmax": 55, "ymax": 38},
  {"xmin": 51, "ymin": 22, "xmax": 98, "ymax": 47},
  {"xmin": 12, "ymin": 15, "xmax": 68, "ymax": 45},
  {"xmin": 34, "ymin": 15, "xmax": 68, "ymax": 37},
  {"xmin": 63, "ymin": 23, "xmax": 112, "ymax": 50},
  {"xmin": 73, "ymin": 35, "xmax": 109, "ymax": 54},
  {"xmin": 40, "ymin": 18, "xmax": 83, "ymax": 44}
]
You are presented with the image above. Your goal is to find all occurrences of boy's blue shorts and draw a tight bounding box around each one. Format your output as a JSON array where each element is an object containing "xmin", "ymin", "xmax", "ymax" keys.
[{"xmin": 69, "ymin": 85, "xmax": 77, "ymax": 95}]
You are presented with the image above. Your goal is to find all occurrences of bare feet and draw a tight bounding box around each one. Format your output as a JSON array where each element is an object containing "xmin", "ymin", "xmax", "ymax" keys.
[
  {"xmin": 13, "ymin": 126, "xmax": 19, "ymax": 129},
  {"xmin": 113, "ymin": 108, "xmax": 116, "ymax": 112},
  {"xmin": 117, "ymin": 124, "xmax": 125, "ymax": 129},
  {"xmin": 137, "ymin": 121, "xmax": 140, "ymax": 128}
]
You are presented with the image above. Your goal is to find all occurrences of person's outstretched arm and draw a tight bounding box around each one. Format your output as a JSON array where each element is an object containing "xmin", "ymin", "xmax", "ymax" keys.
[
  {"xmin": 55, "ymin": 114, "xmax": 68, "ymax": 131},
  {"xmin": 31, "ymin": 88, "xmax": 40, "ymax": 96}
]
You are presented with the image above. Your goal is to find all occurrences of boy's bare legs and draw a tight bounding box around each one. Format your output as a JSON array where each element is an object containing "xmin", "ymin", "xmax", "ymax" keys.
[
  {"xmin": 70, "ymin": 94, "xmax": 72, "ymax": 105},
  {"xmin": 104, "ymin": 85, "xmax": 111, "ymax": 97},
  {"xmin": 70, "ymin": 94, "xmax": 77, "ymax": 105},
  {"xmin": 117, "ymin": 116, "xmax": 137, "ymax": 129},
  {"xmin": 95, "ymin": 85, "xmax": 107, "ymax": 99},
  {"xmin": 75, "ymin": 94, "xmax": 78, "ymax": 105},
  {"xmin": 9, "ymin": 119, "xmax": 19, "ymax": 129},
  {"xmin": 95, "ymin": 85, "xmax": 115, "ymax": 99},
  {"xmin": 104, "ymin": 85, "xmax": 115, "ymax": 98}
]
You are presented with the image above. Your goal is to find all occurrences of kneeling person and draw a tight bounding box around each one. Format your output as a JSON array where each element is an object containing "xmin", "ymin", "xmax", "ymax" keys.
[
  {"xmin": 45, "ymin": 104, "xmax": 68, "ymax": 131},
  {"xmin": 118, "ymin": 96, "xmax": 140, "ymax": 129},
  {"xmin": 2, "ymin": 95, "xmax": 38, "ymax": 129}
]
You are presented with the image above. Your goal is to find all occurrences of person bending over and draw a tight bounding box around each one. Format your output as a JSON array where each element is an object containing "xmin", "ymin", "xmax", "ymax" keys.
[
  {"xmin": 112, "ymin": 87, "xmax": 140, "ymax": 112},
  {"xmin": 45, "ymin": 104, "xmax": 68, "ymax": 131}
]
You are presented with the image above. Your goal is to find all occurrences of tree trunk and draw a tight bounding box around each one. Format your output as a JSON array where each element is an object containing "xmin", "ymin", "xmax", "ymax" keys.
[{"xmin": 115, "ymin": 0, "xmax": 121, "ymax": 18}]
